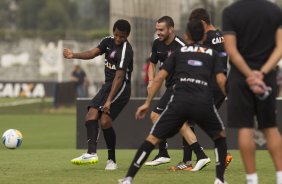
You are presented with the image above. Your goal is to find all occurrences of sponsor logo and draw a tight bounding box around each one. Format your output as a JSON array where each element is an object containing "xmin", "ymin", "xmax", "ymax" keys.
[
  {"xmin": 105, "ymin": 61, "xmax": 116, "ymax": 70},
  {"xmin": 212, "ymin": 36, "xmax": 224, "ymax": 44},
  {"xmin": 218, "ymin": 52, "xmax": 227, "ymax": 57},
  {"xmin": 110, "ymin": 51, "xmax": 116, "ymax": 58},
  {"xmin": 167, "ymin": 50, "xmax": 172, "ymax": 57},
  {"xmin": 180, "ymin": 78, "xmax": 208, "ymax": 86},
  {"xmin": 0, "ymin": 83, "xmax": 45, "ymax": 97},
  {"xmin": 181, "ymin": 46, "xmax": 213, "ymax": 56},
  {"xmin": 156, "ymin": 107, "xmax": 164, "ymax": 111},
  {"xmin": 187, "ymin": 60, "xmax": 203, "ymax": 66}
]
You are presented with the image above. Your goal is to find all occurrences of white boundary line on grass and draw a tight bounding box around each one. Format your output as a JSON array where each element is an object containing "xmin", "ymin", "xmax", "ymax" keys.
[{"xmin": 0, "ymin": 98, "xmax": 51, "ymax": 107}]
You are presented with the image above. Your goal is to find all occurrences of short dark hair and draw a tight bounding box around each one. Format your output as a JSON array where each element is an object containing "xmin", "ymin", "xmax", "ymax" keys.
[
  {"xmin": 157, "ymin": 16, "xmax": 174, "ymax": 28},
  {"xmin": 186, "ymin": 19, "xmax": 204, "ymax": 42},
  {"xmin": 189, "ymin": 8, "xmax": 211, "ymax": 25},
  {"xmin": 113, "ymin": 19, "xmax": 131, "ymax": 35}
]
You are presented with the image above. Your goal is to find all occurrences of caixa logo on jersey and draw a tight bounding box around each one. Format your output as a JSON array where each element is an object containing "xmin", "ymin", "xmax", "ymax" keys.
[
  {"xmin": 0, "ymin": 83, "xmax": 45, "ymax": 98},
  {"xmin": 187, "ymin": 60, "xmax": 203, "ymax": 66}
]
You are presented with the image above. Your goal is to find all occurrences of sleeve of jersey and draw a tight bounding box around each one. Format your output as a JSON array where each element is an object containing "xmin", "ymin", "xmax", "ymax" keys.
[
  {"xmin": 96, "ymin": 37, "xmax": 110, "ymax": 55},
  {"xmin": 160, "ymin": 53, "xmax": 175, "ymax": 74},
  {"xmin": 150, "ymin": 41, "xmax": 158, "ymax": 64},
  {"xmin": 214, "ymin": 52, "xmax": 225, "ymax": 74},
  {"xmin": 116, "ymin": 42, "xmax": 133, "ymax": 71},
  {"xmin": 222, "ymin": 8, "xmax": 236, "ymax": 35}
]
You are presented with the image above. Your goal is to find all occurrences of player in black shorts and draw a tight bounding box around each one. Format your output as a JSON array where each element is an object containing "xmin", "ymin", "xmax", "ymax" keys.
[
  {"xmin": 169, "ymin": 8, "xmax": 233, "ymax": 171},
  {"xmin": 223, "ymin": 0, "xmax": 282, "ymax": 183},
  {"xmin": 119, "ymin": 19, "xmax": 228, "ymax": 184},
  {"xmin": 63, "ymin": 19, "xmax": 133, "ymax": 170},
  {"xmin": 145, "ymin": 16, "xmax": 210, "ymax": 171}
]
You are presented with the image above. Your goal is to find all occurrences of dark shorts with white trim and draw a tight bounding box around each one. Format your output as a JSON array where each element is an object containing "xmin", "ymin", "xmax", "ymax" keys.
[
  {"xmin": 227, "ymin": 68, "xmax": 277, "ymax": 129},
  {"xmin": 88, "ymin": 81, "xmax": 131, "ymax": 121},
  {"xmin": 151, "ymin": 95, "xmax": 225, "ymax": 140},
  {"xmin": 152, "ymin": 87, "xmax": 174, "ymax": 114}
]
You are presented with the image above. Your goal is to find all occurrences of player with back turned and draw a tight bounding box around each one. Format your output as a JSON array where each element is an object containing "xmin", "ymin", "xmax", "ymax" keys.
[
  {"xmin": 119, "ymin": 19, "xmax": 228, "ymax": 184},
  {"xmin": 145, "ymin": 16, "xmax": 211, "ymax": 171}
]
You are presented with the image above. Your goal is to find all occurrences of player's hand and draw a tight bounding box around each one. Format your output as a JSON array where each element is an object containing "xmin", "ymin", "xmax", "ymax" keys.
[
  {"xmin": 103, "ymin": 101, "xmax": 111, "ymax": 114},
  {"xmin": 135, "ymin": 103, "xmax": 150, "ymax": 120},
  {"xmin": 63, "ymin": 48, "xmax": 74, "ymax": 59},
  {"xmin": 246, "ymin": 76, "xmax": 267, "ymax": 95}
]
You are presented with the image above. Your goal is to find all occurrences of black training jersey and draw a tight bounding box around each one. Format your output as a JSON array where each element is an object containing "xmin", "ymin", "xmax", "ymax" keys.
[
  {"xmin": 204, "ymin": 30, "xmax": 228, "ymax": 74},
  {"xmin": 97, "ymin": 36, "xmax": 134, "ymax": 83},
  {"xmin": 222, "ymin": 0, "xmax": 282, "ymax": 68},
  {"xmin": 150, "ymin": 36, "xmax": 186, "ymax": 88},
  {"xmin": 161, "ymin": 43, "xmax": 224, "ymax": 102}
]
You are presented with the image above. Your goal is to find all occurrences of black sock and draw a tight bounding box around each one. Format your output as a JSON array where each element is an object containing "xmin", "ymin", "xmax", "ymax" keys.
[
  {"xmin": 214, "ymin": 137, "xmax": 227, "ymax": 182},
  {"xmin": 158, "ymin": 140, "xmax": 169, "ymax": 157},
  {"xmin": 103, "ymin": 127, "xmax": 116, "ymax": 162},
  {"xmin": 190, "ymin": 142, "xmax": 207, "ymax": 160},
  {"xmin": 182, "ymin": 126, "xmax": 194, "ymax": 163},
  {"xmin": 126, "ymin": 141, "xmax": 155, "ymax": 178},
  {"xmin": 85, "ymin": 120, "xmax": 99, "ymax": 154},
  {"xmin": 182, "ymin": 137, "xmax": 192, "ymax": 163}
]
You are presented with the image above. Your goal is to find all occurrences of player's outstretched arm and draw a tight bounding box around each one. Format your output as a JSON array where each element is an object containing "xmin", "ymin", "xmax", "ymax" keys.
[
  {"xmin": 136, "ymin": 69, "xmax": 168, "ymax": 120},
  {"xmin": 63, "ymin": 47, "xmax": 101, "ymax": 60}
]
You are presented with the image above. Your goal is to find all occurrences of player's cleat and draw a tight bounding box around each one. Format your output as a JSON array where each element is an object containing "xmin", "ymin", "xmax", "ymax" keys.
[
  {"xmin": 118, "ymin": 177, "xmax": 132, "ymax": 184},
  {"xmin": 144, "ymin": 156, "xmax": 171, "ymax": 166},
  {"xmin": 214, "ymin": 178, "xmax": 228, "ymax": 184},
  {"xmin": 168, "ymin": 161, "xmax": 193, "ymax": 171},
  {"xmin": 105, "ymin": 159, "xmax": 118, "ymax": 170},
  {"xmin": 70, "ymin": 153, "xmax": 99, "ymax": 165},
  {"xmin": 191, "ymin": 157, "xmax": 211, "ymax": 171},
  {"xmin": 225, "ymin": 152, "xmax": 233, "ymax": 169}
]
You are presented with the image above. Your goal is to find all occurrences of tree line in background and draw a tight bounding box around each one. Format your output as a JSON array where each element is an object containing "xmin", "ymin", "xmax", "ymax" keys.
[{"xmin": 0, "ymin": 0, "xmax": 109, "ymax": 41}]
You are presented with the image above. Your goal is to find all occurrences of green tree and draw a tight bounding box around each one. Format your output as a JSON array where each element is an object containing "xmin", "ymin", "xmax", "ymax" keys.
[
  {"xmin": 16, "ymin": 0, "xmax": 45, "ymax": 29},
  {"xmin": 38, "ymin": 0, "xmax": 70, "ymax": 31}
]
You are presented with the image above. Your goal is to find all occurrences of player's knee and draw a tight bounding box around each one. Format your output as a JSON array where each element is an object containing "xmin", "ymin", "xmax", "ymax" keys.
[
  {"xmin": 85, "ymin": 108, "xmax": 99, "ymax": 121},
  {"xmin": 100, "ymin": 115, "xmax": 112, "ymax": 129},
  {"xmin": 212, "ymin": 130, "xmax": 226, "ymax": 140},
  {"xmin": 150, "ymin": 112, "xmax": 159, "ymax": 123},
  {"xmin": 146, "ymin": 134, "xmax": 160, "ymax": 145}
]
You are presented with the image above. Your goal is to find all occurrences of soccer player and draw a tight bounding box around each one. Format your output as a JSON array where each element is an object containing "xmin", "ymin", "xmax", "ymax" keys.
[
  {"xmin": 222, "ymin": 0, "xmax": 282, "ymax": 184},
  {"xmin": 63, "ymin": 19, "xmax": 133, "ymax": 170},
  {"xmin": 145, "ymin": 16, "xmax": 210, "ymax": 171},
  {"xmin": 119, "ymin": 19, "xmax": 228, "ymax": 184},
  {"xmin": 169, "ymin": 8, "xmax": 233, "ymax": 171}
]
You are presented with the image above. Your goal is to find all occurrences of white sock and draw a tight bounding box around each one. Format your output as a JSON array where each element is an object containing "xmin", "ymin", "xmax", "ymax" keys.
[
  {"xmin": 246, "ymin": 173, "xmax": 258, "ymax": 184},
  {"xmin": 277, "ymin": 171, "xmax": 282, "ymax": 184}
]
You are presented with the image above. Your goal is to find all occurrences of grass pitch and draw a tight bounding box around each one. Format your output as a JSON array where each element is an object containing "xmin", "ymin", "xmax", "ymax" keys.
[{"xmin": 0, "ymin": 98, "xmax": 277, "ymax": 184}]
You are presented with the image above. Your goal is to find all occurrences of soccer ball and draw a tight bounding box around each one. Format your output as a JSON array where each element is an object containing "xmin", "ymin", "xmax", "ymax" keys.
[{"xmin": 2, "ymin": 129, "xmax": 23, "ymax": 149}]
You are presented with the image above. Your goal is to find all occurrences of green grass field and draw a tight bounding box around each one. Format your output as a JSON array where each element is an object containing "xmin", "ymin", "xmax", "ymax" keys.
[{"xmin": 0, "ymin": 98, "xmax": 277, "ymax": 184}]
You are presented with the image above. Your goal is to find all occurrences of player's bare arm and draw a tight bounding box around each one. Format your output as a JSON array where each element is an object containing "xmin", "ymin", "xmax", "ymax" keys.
[
  {"xmin": 260, "ymin": 28, "xmax": 282, "ymax": 74},
  {"xmin": 147, "ymin": 62, "xmax": 156, "ymax": 90},
  {"xmin": 136, "ymin": 69, "xmax": 168, "ymax": 120},
  {"xmin": 63, "ymin": 47, "xmax": 101, "ymax": 60},
  {"xmin": 223, "ymin": 34, "xmax": 253, "ymax": 78},
  {"xmin": 216, "ymin": 73, "xmax": 227, "ymax": 96},
  {"xmin": 103, "ymin": 69, "xmax": 125, "ymax": 114},
  {"xmin": 224, "ymin": 34, "xmax": 265, "ymax": 94}
]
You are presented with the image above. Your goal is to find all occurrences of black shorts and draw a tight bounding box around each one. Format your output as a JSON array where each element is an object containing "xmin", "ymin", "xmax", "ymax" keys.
[
  {"xmin": 211, "ymin": 76, "xmax": 226, "ymax": 109},
  {"xmin": 151, "ymin": 94, "xmax": 225, "ymax": 140},
  {"xmin": 227, "ymin": 68, "xmax": 277, "ymax": 129},
  {"xmin": 212, "ymin": 85, "xmax": 226, "ymax": 109},
  {"xmin": 89, "ymin": 82, "xmax": 131, "ymax": 121},
  {"xmin": 152, "ymin": 87, "xmax": 174, "ymax": 114}
]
